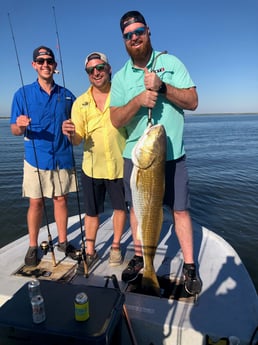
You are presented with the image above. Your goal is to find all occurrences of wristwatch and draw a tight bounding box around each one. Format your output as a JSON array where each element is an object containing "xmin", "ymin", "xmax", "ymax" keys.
[{"xmin": 158, "ymin": 82, "xmax": 167, "ymax": 94}]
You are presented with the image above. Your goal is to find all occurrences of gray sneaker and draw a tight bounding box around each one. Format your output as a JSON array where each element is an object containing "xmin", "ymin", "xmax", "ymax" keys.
[
  {"xmin": 57, "ymin": 241, "xmax": 78, "ymax": 260},
  {"xmin": 24, "ymin": 246, "xmax": 39, "ymax": 266},
  {"xmin": 109, "ymin": 248, "xmax": 122, "ymax": 267}
]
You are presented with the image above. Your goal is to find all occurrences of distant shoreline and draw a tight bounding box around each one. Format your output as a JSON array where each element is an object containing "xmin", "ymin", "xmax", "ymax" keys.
[
  {"xmin": 185, "ymin": 112, "xmax": 258, "ymax": 116},
  {"xmin": 1, "ymin": 113, "xmax": 258, "ymax": 119}
]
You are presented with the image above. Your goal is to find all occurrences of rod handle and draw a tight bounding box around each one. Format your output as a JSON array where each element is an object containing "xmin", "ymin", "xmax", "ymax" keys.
[{"xmin": 48, "ymin": 235, "xmax": 57, "ymax": 267}]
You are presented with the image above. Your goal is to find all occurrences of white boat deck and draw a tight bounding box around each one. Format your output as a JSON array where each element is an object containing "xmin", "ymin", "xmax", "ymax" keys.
[{"xmin": 0, "ymin": 210, "xmax": 257, "ymax": 344}]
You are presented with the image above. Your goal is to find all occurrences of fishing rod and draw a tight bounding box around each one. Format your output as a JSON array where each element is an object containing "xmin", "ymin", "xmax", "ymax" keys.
[
  {"xmin": 52, "ymin": 6, "xmax": 66, "ymax": 90},
  {"xmin": 8, "ymin": 13, "xmax": 57, "ymax": 267},
  {"xmin": 52, "ymin": 6, "xmax": 88, "ymax": 276},
  {"xmin": 147, "ymin": 50, "xmax": 168, "ymax": 126}
]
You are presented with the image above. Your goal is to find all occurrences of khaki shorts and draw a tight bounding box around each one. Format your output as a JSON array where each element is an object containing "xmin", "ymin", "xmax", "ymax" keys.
[{"xmin": 23, "ymin": 160, "xmax": 77, "ymax": 199}]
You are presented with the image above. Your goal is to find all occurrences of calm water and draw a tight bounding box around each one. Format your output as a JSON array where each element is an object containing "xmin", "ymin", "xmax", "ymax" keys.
[{"xmin": 0, "ymin": 114, "xmax": 257, "ymax": 293}]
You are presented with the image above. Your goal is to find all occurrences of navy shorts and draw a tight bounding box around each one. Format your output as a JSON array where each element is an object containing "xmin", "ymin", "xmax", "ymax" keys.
[
  {"xmin": 123, "ymin": 155, "xmax": 190, "ymax": 211},
  {"xmin": 81, "ymin": 170, "xmax": 127, "ymax": 217}
]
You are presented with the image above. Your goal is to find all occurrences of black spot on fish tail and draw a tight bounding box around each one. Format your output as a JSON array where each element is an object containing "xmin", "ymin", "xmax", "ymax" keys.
[{"xmin": 141, "ymin": 276, "xmax": 161, "ymax": 297}]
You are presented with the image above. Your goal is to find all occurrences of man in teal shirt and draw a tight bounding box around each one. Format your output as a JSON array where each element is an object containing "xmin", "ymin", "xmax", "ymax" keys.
[{"xmin": 110, "ymin": 11, "xmax": 202, "ymax": 295}]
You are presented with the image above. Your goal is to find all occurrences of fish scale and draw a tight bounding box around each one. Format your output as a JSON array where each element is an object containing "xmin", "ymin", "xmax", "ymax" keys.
[{"xmin": 131, "ymin": 124, "xmax": 166, "ymax": 296}]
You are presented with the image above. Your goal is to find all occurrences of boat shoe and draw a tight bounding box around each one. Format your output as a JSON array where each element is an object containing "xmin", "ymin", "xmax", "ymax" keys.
[
  {"xmin": 24, "ymin": 246, "xmax": 39, "ymax": 266},
  {"xmin": 183, "ymin": 263, "xmax": 202, "ymax": 295},
  {"xmin": 121, "ymin": 255, "xmax": 144, "ymax": 282},
  {"xmin": 109, "ymin": 248, "xmax": 123, "ymax": 267},
  {"xmin": 57, "ymin": 241, "xmax": 78, "ymax": 260}
]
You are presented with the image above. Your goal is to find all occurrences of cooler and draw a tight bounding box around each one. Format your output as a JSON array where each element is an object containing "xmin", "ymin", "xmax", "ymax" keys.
[{"xmin": 0, "ymin": 280, "xmax": 125, "ymax": 345}]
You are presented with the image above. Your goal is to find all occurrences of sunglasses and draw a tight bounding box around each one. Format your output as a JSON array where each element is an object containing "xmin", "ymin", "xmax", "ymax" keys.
[
  {"xmin": 85, "ymin": 63, "xmax": 107, "ymax": 75},
  {"xmin": 123, "ymin": 27, "xmax": 147, "ymax": 41},
  {"xmin": 35, "ymin": 58, "xmax": 55, "ymax": 65}
]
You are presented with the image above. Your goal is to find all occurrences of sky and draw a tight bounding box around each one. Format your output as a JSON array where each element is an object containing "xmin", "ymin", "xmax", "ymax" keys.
[{"xmin": 0, "ymin": 0, "xmax": 258, "ymax": 117}]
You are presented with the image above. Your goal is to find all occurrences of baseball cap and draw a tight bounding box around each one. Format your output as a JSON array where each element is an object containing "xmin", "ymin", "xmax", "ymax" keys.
[
  {"xmin": 84, "ymin": 52, "xmax": 109, "ymax": 66},
  {"xmin": 33, "ymin": 46, "xmax": 55, "ymax": 61},
  {"xmin": 120, "ymin": 10, "xmax": 147, "ymax": 32}
]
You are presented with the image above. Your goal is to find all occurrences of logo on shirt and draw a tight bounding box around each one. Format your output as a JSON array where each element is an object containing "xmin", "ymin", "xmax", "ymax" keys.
[{"xmin": 153, "ymin": 67, "xmax": 165, "ymax": 73}]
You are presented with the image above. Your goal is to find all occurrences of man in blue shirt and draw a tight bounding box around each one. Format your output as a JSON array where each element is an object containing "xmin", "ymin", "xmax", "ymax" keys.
[
  {"xmin": 10, "ymin": 46, "xmax": 78, "ymax": 266},
  {"xmin": 110, "ymin": 11, "xmax": 202, "ymax": 295}
]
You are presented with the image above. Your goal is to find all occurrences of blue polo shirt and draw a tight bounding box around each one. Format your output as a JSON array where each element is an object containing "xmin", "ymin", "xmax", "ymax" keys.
[
  {"xmin": 110, "ymin": 50, "xmax": 195, "ymax": 160},
  {"xmin": 10, "ymin": 80, "xmax": 76, "ymax": 170}
]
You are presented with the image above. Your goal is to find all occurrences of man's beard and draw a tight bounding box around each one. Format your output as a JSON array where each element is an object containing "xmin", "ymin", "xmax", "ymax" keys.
[{"xmin": 125, "ymin": 38, "xmax": 152, "ymax": 64}]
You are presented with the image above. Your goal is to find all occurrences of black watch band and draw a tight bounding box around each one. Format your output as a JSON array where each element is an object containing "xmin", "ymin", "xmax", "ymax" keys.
[{"xmin": 158, "ymin": 82, "xmax": 167, "ymax": 94}]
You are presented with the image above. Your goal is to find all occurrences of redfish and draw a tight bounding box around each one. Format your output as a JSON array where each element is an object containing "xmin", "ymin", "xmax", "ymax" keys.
[{"xmin": 131, "ymin": 124, "xmax": 166, "ymax": 296}]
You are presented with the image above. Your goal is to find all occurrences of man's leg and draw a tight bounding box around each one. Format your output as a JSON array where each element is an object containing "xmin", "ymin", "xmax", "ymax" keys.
[
  {"xmin": 173, "ymin": 209, "xmax": 202, "ymax": 295},
  {"xmin": 24, "ymin": 198, "xmax": 43, "ymax": 266},
  {"xmin": 54, "ymin": 195, "xmax": 78, "ymax": 259},
  {"xmin": 109, "ymin": 209, "xmax": 126, "ymax": 266},
  {"xmin": 53, "ymin": 195, "xmax": 68, "ymax": 244},
  {"xmin": 81, "ymin": 215, "xmax": 100, "ymax": 269},
  {"xmin": 112, "ymin": 209, "xmax": 126, "ymax": 249},
  {"xmin": 27, "ymin": 198, "xmax": 43, "ymax": 247},
  {"xmin": 173, "ymin": 210, "xmax": 193, "ymax": 264},
  {"xmin": 84, "ymin": 215, "xmax": 99, "ymax": 255}
]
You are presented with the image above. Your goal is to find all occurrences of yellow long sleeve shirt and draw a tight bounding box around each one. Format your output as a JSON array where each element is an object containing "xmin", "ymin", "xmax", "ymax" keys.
[{"xmin": 71, "ymin": 87, "xmax": 126, "ymax": 179}]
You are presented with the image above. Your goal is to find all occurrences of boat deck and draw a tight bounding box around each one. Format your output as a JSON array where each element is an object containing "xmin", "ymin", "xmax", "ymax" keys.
[{"xmin": 0, "ymin": 210, "xmax": 257, "ymax": 344}]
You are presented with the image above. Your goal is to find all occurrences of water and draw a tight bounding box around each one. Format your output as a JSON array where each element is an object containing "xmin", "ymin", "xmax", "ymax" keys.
[{"xmin": 1, "ymin": 114, "xmax": 257, "ymax": 293}]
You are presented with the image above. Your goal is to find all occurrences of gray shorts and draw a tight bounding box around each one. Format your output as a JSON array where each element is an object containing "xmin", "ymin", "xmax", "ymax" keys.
[
  {"xmin": 124, "ymin": 155, "xmax": 190, "ymax": 211},
  {"xmin": 23, "ymin": 160, "xmax": 77, "ymax": 199}
]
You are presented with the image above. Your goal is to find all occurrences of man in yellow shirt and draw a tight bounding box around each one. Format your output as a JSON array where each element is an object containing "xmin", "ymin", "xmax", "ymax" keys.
[{"xmin": 62, "ymin": 52, "xmax": 127, "ymax": 269}]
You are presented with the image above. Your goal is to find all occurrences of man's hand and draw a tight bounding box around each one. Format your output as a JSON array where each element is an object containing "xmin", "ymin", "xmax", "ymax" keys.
[
  {"xmin": 138, "ymin": 89, "xmax": 158, "ymax": 109},
  {"xmin": 62, "ymin": 119, "xmax": 75, "ymax": 137},
  {"xmin": 144, "ymin": 68, "xmax": 162, "ymax": 92},
  {"xmin": 11, "ymin": 115, "xmax": 31, "ymax": 136},
  {"xmin": 16, "ymin": 115, "xmax": 31, "ymax": 129}
]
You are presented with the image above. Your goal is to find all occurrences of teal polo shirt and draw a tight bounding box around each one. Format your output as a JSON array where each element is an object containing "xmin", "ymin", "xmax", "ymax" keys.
[{"xmin": 110, "ymin": 50, "xmax": 195, "ymax": 160}]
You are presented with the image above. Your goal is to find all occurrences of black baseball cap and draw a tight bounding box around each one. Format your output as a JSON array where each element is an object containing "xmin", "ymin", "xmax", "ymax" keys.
[
  {"xmin": 33, "ymin": 46, "xmax": 55, "ymax": 62},
  {"xmin": 120, "ymin": 11, "xmax": 147, "ymax": 32}
]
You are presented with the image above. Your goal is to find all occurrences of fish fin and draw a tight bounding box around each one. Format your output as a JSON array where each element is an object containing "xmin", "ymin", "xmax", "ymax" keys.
[
  {"xmin": 142, "ymin": 269, "xmax": 161, "ymax": 297},
  {"xmin": 135, "ymin": 152, "xmax": 156, "ymax": 170}
]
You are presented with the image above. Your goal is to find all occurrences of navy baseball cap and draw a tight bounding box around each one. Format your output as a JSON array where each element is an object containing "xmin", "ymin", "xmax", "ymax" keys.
[
  {"xmin": 33, "ymin": 46, "xmax": 55, "ymax": 61},
  {"xmin": 120, "ymin": 11, "xmax": 147, "ymax": 32}
]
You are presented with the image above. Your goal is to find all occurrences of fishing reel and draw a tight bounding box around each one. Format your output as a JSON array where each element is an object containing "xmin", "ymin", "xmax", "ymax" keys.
[
  {"xmin": 74, "ymin": 249, "xmax": 83, "ymax": 264},
  {"xmin": 40, "ymin": 241, "xmax": 50, "ymax": 255},
  {"xmin": 40, "ymin": 240, "xmax": 57, "ymax": 267}
]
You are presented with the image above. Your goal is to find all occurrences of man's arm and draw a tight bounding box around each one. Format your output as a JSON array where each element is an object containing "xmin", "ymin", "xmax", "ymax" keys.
[
  {"xmin": 144, "ymin": 70, "xmax": 198, "ymax": 111},
  {"xmin": 164, "ymin": 84, "xmax": 198, "ymax": 110},
  {"xmin": 110, "ymin": 89, "xmax": 158, "ymax": 129}
]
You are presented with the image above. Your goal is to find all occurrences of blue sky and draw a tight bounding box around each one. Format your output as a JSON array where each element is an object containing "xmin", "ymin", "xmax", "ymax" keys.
[{"xmin": 1, "ymin": 0, "xmax": 258, "ymax": 116}]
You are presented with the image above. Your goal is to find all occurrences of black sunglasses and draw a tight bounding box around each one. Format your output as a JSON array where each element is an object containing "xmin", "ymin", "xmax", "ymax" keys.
[
  {"xmin": 85, "ymin": 63, "xmax": 107, "ymax": 75},
  {"xmin": 123, "ymin": 27, "xmax": 147, "ymax": 41},
  {"xmin": 35, "ymin": 58, "xmax": 55, "ymax": 65}
]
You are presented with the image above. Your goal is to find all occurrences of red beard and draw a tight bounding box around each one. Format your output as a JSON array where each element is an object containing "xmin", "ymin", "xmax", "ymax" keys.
[{"xmin": 125, "ymin": 38, "xmax": 152, "ymax": 64}]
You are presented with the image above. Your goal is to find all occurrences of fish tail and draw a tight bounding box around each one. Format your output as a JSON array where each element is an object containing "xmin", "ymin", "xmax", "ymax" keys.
[{"xmin": 142, "ymin": 268, "xmax": 161, "ymax": 297}]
